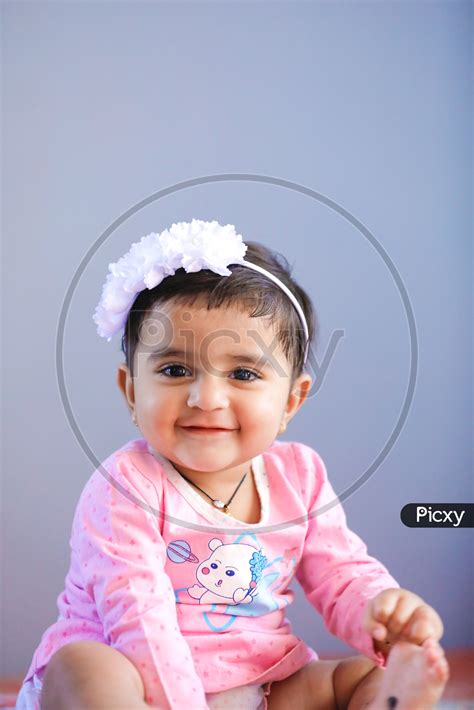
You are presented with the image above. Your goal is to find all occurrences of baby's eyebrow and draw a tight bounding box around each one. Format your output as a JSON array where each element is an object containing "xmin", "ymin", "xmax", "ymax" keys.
[{"xmin": 147, "ymin": 347, "xmax": 268, "ymax": 367}]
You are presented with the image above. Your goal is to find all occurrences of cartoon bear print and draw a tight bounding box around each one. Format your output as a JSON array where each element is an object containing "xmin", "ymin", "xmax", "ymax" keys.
[{"xmin": 187, "ymin": 538, "xmax": 267, "ymax": 605}]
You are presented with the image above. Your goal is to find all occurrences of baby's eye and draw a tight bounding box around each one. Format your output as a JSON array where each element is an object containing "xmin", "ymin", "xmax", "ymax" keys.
[
  {"xmin": 210, "ymin": 562, "xmax": 218, "ymax": 569},
  {"xmin": 225, "ymin": 570, "xmax": 235, "ymax": 577},
  {"xmin": 157, "ymin": 364, "xmax": 190, "ymax": 378},
  {"xmin": 157, "ymin": 365, "xmax": 260, "ymax": 381},
  {"xmin": 231, "ymin": 368, "xmax": 260, "ymax": 382}
]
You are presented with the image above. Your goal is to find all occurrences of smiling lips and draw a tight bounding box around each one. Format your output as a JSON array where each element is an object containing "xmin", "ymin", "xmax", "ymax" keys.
[
  {"xmin": 180, "ymin": 425, "xmax": 236, "ymax": 435},
  {"xmin": 181, "ymin": 426, "xmax": 235, "ymax": 435}
]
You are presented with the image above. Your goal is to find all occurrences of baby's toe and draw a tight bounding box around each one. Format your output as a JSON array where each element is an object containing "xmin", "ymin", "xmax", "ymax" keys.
[
  {"xmin": 422, "ymin": 639, "xmax": 449, "ymax": 678},
  {"xmin": 422, "ymin": 638, "xmax": 442, "ymax": 655},
  {"xmin": 423, "ymin": 640, "xmax": 440, "ymax": 662},
  {"xmin": 428, "ymin": 659, "xmax": 449, "ymax": 683}
]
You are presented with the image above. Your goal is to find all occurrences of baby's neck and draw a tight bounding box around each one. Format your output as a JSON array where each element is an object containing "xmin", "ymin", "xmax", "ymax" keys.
[
  {"xmin": 179, "ymin": 466, "xmax": 261, "ymax": 524},
  {"xmin": 173, "ymin": 462, "xmax": 252, "ymax": 492}
]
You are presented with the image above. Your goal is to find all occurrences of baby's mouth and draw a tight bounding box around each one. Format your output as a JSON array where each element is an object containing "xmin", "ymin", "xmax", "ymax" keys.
[{"xmin": 215, "ymin": 579, "xmax": 223, "ymax": 587}]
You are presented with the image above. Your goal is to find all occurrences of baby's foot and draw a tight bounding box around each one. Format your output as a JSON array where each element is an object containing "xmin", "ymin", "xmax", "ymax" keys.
[{"xmin": 368, "ymin": 638, "xmax": 449, "ymax": 710}]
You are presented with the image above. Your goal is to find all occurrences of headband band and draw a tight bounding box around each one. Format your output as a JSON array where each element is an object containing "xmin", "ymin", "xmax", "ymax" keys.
[
  {"xmin": 238, "ymin": 259, "xmax": 309, "ymax": 362},
  {"xmin": 93, "ymin": 219, "xmax": 310, "ymax": 364}
]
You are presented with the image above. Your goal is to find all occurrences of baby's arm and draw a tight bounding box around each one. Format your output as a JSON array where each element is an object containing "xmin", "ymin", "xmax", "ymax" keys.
[
  {"xmin": 292, "ymin": 443, "xmax": 400, "ymax": 665},
  {"xmin": 73, "ymin": 452, "xmax": 208, "ymax": 709}
]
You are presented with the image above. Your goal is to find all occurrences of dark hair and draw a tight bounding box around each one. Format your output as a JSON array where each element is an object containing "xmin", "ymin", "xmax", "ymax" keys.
[{"xmin": 121, "ymin": 241, "xmax": 317, "ymax": 384}]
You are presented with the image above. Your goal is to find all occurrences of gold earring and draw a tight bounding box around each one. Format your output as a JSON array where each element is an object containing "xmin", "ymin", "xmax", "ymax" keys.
[
  {"xmin": 132, "ymin": 412, "xmax": 138, "ymax": 426},
  {"xmin": 279, "ymin": 421, "xmax": 287, "ymax": 434}
]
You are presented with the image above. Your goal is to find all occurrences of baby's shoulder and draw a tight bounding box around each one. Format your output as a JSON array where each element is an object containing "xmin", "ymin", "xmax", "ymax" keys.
[
  {"xmin": 264, "ymin": 440, "xmax": 329, "ymax": 501},
  {"xmin": 69, "ymin": 438, "xmax": 166, "ymax": 544},
  {"xmin": 266, "ymin": 439, "xmax": 326, "ymax": 473},
  {"xmin": 79, "ymin": 437, "xmax": 166, "ymax": 508}
]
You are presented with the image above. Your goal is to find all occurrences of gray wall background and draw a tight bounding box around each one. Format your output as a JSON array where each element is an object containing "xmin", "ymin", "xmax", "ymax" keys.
[{"xmin": 2, "ymin": 0, "xmax": 472, "ymax": 677}]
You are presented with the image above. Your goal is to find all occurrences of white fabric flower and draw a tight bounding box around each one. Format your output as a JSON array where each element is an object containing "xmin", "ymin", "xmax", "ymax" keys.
[{"xmin": 93, "ymin": 219, "xmax": 247, "ymax": 340}]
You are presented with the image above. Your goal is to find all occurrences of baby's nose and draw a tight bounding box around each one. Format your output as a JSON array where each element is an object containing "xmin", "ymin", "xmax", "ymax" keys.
[{"xmin": 187, "ymin": 374, "xmax": 230, "ymax": 410}]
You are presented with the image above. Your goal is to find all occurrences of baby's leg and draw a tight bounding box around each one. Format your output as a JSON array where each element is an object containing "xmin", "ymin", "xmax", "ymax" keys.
[
  {"xmin": 267, "ymin": 639, "xmax": 449, "ymax": 710},
  {"xmin": 266, "ymin": 659, "xmax": 340, "ymax": 710},
  {"xmin": 346, "ymin": 639, "xmax": 449, "ymax": 710},
  {"xmin": 40, "ymin": 640, "xmax": 149, "ymax": 709}
]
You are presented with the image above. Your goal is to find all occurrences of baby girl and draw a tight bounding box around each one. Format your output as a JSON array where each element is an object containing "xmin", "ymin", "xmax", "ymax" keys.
[{"xmin": 17, "ymin": 220, "xmax": 448, "ymax": 709}]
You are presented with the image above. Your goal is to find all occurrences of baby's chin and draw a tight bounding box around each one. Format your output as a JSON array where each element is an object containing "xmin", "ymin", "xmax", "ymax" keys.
[
  {"xmin": 172, "ymin": 456, "xmax": 242, "ymax": 476},
  {"xmin": 168, "ymin": 447, "xmax": 253, "ymax": 476}
]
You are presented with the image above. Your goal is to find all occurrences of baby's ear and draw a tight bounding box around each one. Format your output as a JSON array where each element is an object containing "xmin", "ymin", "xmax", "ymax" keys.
[
  {"xmin": 293, "ymin": 373, "xmax": 313, "ymax": 399},
  {"xmin": 286, "ymin": 373, "xmax": 313, "ymax": 416},
  {"xmin": 116, "ymin": 362, "xmax": 135, "ymax": 410},
  {"xmin": 208, "ymin": 538, "xmax": 223, "ymax": 551}
]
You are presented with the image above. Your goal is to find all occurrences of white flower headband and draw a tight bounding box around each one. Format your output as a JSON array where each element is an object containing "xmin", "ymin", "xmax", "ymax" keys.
[{"xmin": 93, "ymin": 219, "xmax": 310, "ymax": 363}]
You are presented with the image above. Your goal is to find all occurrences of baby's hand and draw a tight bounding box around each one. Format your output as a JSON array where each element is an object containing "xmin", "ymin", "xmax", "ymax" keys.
[{"xmin": 362, "ymin": 588, "xmax": 444, "ymax": 650}]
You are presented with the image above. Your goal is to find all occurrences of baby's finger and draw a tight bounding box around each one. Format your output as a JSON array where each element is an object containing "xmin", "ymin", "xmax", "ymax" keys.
[
  {"xmin": 363, "ymin": 589, "xmax": 400, "ymax": 638},
  {"xmin": 371, "ymin": 589, "xmax": 400, "ymax": 624},
  {"xmin": 401, "ymin": 605, "xmax": 444, "ymax": 644},
  {"xmin": 385, "ymin": 594, "xmax": 421, "ymax": 637}
]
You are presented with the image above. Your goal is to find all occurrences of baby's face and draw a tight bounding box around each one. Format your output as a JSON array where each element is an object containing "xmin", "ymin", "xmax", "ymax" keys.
[{"xmin": 121, "ymin": 300, "xmax": 305, "ymax": 481}]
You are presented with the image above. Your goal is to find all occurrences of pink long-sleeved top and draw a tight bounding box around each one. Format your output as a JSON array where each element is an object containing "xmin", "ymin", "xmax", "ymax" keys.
[{"xmin": 24, "ymin": 439, "xmax": 398, "ymax": 708}]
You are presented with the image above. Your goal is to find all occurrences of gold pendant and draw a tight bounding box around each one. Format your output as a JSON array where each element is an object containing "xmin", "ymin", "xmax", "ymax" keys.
[{"xmin": 223, "ymin": 505, "xmax": 231, "ymax": 514}]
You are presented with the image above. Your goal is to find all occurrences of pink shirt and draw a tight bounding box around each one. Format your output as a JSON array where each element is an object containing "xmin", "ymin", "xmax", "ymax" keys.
[{"xmin": 24, "ymin": 438, "xmax": 398, "ymax": 708}]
